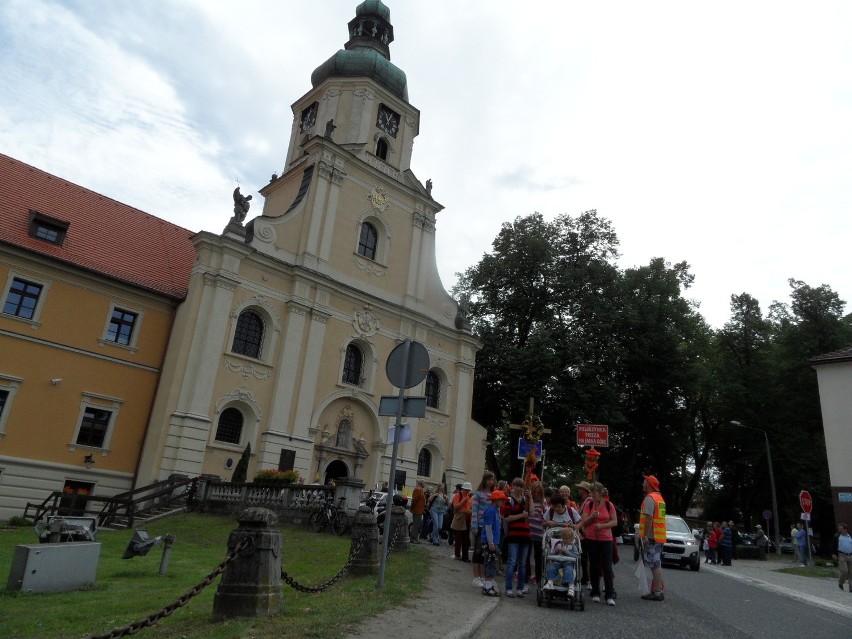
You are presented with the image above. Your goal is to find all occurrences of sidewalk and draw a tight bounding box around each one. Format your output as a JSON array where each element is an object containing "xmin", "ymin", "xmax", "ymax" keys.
[
  {"xmin": 345, "ymin": 539, "xmax": 498, "ymax": 639},
  {"xmin": 703, "ymin": 555, "xmax": 852, "ymax": 618}
]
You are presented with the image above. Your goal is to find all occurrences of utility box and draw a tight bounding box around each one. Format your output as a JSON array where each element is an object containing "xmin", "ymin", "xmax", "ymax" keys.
[{"xmin": 6, "ymin": 542, "xmax": 101, "ymax": 593}]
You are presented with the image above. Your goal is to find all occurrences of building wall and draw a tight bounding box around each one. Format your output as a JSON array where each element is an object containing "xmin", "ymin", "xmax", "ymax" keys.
[
  {"xmin": 0, "ymin": 249, "xmax": 177, "ymax": 520},
  {"xmin": 814, "ymin": 361, "xmax": 852, "ymax": 526}
]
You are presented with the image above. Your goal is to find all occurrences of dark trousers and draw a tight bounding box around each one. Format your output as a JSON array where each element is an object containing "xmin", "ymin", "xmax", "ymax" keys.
[
  {"xmin": 453, "ymin": 523, "xmax": 470, "ymax": 560},
  {"xmin": 586, "ymin": 539, "xmax": 614, "ymax": 599},
  {"xmin": 580, "ymin": 537, "xmax": 591, "ymax": 584},
  {"xmin": 527, "ymin": 536, "xmax": 542, "ymax": 584},
  {"xmin": 720, "ymin": 545, "xmax": 732, "ymax": 565}
]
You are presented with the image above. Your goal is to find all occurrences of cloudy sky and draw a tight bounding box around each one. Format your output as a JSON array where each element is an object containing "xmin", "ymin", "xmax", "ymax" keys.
[{"xmin": 2, "ymin": 0, "xmax": 850, "ymax": 328}]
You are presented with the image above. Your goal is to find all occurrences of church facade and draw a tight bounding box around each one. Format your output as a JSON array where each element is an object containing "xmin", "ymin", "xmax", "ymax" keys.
[{"xmin": 135, "ymin": 1, "xmax": 487, "ymax": 492}]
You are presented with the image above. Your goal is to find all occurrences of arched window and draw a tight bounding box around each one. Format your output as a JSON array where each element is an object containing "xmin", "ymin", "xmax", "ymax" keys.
[
  {"xmin": 376, "ymin": 138, "xmax": 388, "ymax": 161},
  {"xmin": 357, "ymin": 222, "xmax": 378, "ymax": 260},
  {"xmin": 231, "ymin": 310, "xmax": 264, "ymax": 359},
  {"xmin": 215, "ymin": 407, "xmax": 244, "ymax": 444},
  {"xmin": 417, "ymin": 448, "xmax": 432, "ymax": 477},
  {"xmin": 342, "ymin": 343, "xmax": 363, "ymax": 385},
  {"xmin": 336, "ymin": 418, "xmax": 352, "ymax": 449},
  {"xmin": 425, "ymin": 371, "xmax": 440, "ymax": 408}
]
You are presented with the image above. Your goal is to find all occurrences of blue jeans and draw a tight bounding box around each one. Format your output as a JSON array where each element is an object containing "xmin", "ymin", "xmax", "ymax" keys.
[
  {"xmin": 430, "ymin": 509, "xmax": 445, "ymax": 544},
  {"xmin": 505, "ymin": 541, "xmax": 530, "ymax": 592}
]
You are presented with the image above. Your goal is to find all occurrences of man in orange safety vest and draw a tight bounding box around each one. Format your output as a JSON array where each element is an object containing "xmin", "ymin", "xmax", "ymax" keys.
[{"xmin": 639, "ymin": 474, "xmax": 666, "ymax": 601}]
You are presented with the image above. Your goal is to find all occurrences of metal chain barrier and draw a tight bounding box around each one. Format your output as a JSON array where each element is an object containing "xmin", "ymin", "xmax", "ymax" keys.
[
  {"xmin": 83, "ymin": 538, "xmax": 250, "ymax": 639},
  {"xmin": 281, "ymin": 535, "xmax": 366, "ymax": 593},
  {"xmin": 384, "ymin": 522, "xmax": 404, "ymax": 557}
]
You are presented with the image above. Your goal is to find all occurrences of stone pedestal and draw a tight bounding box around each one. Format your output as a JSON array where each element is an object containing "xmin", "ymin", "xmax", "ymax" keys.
[
  {"xmin": 213, "ymin": 507, "xmax": 283, "ymax": 619},
  {"xmin": 349, "ymin": 506, "xmax": 379, "ymax": 575},
  {"xmin": 390, "ymin": 505, "xmax": 410, "ymax": 551}
]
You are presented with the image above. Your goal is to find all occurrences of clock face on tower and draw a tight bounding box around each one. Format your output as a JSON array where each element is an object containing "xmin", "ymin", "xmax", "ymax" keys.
[
  {"xmin": 376, "ymin": 104, "xmax": 400, "ymax": 138},
  {"xmin": 300, "ymin": 102, "xmax": 318, "ymax": 133}
]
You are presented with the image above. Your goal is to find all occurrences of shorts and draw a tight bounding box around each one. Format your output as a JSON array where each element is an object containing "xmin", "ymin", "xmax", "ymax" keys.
[{"xmin": 643, "ymin": 542, "xmax": 663, "ymax": 568}]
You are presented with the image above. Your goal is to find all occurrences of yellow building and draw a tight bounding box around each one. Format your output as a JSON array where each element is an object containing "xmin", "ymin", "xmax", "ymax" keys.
[
  {"xmin": 136, "ymin": 1, "xmax": 487, "ymax": 491},
  {"xmin": 0, "ymin": 153, "xmax": 195, "ymax": 521}
]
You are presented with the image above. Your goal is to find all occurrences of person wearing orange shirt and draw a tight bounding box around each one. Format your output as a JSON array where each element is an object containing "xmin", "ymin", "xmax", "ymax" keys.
[{"xmin": 410, "ymin": 479, "xmax": 426, "ymax": 544}]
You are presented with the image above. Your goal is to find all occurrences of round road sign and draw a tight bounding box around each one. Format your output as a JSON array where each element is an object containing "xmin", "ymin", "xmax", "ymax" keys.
[{"xmin": 386, "ymin": 340, "xmax": 430, "ymax": 389}]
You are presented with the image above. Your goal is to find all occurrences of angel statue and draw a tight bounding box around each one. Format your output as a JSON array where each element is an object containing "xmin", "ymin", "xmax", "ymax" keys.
[{"xmin": 232, "ymin": 186, "xmax": 252, "ymax": 224}]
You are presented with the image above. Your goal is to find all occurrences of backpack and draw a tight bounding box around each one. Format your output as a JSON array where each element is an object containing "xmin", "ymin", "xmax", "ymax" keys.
[{"xmin": 612, "ymin": 507, "xmax": 625, "ymax": 538}]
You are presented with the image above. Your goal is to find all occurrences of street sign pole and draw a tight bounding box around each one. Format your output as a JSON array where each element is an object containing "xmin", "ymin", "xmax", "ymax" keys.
[{"xmin": 377, "ymin": 339, "xmax": 410, "ymax": 589}]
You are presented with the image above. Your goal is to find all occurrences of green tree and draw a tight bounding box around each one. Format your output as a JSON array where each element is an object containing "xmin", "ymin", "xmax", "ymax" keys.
[{"xmin": 231, "ymin": 442, "xmax": 251, "ymax": 483}]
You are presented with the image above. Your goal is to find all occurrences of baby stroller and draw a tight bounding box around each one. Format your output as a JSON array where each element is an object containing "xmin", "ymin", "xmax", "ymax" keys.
[{"xmin": 536, "ymin": 526, "xmax": 584, "ymax": 611}]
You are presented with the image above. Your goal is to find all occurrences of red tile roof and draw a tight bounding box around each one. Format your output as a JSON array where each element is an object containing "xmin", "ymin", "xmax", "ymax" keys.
[{"xmin": 0, "ymin": 153, "xmax": 195, "ymax": 299}]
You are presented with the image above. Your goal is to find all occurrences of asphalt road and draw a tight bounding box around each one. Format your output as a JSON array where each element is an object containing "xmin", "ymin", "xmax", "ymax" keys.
[{"xmin": 471, "ymin": 556, "xmax": 851, "ymax": 639}]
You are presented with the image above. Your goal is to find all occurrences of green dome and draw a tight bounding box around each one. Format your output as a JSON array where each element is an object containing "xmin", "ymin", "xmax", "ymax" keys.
[
  {"xmin": 356, "ymin": 0, "xmax": 390, "ymax": 21},
  {"xmin": 311, "ymin": 49, "xmax": 408, "ymax": 101},
  {"xmin": 311, "ymin": 0, "xmax": 408, "ymax": 101}
]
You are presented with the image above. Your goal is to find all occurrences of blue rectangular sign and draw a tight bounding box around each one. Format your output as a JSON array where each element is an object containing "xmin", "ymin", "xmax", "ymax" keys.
[{"xmin": 517, "ymin": 438, "xmax": 543, "ymax": 460}]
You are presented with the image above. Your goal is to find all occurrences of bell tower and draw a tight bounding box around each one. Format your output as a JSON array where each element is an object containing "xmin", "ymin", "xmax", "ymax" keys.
[{"xmin": 282, "ymin": 0, "xmax": 418, "ymax": 176}]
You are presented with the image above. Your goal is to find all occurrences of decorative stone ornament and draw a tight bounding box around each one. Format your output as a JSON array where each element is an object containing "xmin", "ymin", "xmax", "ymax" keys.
[
  {"xmin": 353, "ymin": 305, "xmax": 380, "ymax": 336},
  {"xmin": 368, "ymin": 186, "xmax": 389, "ymax": 212}
]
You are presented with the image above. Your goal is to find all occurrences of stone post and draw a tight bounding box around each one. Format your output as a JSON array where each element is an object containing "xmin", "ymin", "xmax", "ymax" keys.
[
  {"xmin": 213, "ymin": 507, "xmax": 283, "ymax": 619},
  {"xmin": 389, "ymin": 505, "xmax": 410, "ymax": 551},
  {"xmin": 349, "ymin": 505, "xmax": 379, "ymax": 576}
]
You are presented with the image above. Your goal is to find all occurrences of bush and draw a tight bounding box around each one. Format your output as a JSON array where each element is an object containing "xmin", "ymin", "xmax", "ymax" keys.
[
  {"xmin": 736, "ymin": 544, "xmax": 763, "ymax": 559},
  {"xmin": 4, "ymin": 516, "xmax": 29, "ymax": 528}
]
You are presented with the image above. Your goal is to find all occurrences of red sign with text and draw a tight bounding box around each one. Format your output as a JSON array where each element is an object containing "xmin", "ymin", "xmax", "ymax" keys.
[
  {"xmin": 577, "ymin": 424, "xmax": 609, "ymax": 447},
  {"xmin": 799, "ymin": 490, "xmax": 813, "ymax": 514}
]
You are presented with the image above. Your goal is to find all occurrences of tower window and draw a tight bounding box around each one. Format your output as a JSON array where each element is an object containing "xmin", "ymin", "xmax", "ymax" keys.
[
  {"xmin": 357, "ymin": 222, "xmax": 378, "ymax": 260},
  {"xmin": 376, "ymin": 138, "xmax": 388, "ymax": 161},
  {"xmin": 417, "ymin": 448, "xmax": 432, "ymax": 477},
  {"xmin": 215, "ymin": 407, "xmax": 244, "ymax": 445},
  {"xmin": 342, "ymin": 344, "xmax": 363, "ymax": 385},
  {"xmin": 232, "ymin": 311, "xmax": 264, "ymax": 359},
  {"xmin": 425, "ymin": 371, "xmax": 440, "ymax": 408}
]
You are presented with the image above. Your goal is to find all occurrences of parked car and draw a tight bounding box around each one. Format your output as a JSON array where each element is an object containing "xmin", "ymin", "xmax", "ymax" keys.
[
  {"xmin": 359, "ymin": 490, "xmax": 412, "ymax": 534},
  {"xmin": 740, "ymin": 533, "xmax": 777, "ymax": 554},
  {"xmin": 621, "ymin": 522, "xmax": 636, "ymax": 546},
  {"xmin": 633, "ymin": 516, "xmax": 701, "ymax": 571}
]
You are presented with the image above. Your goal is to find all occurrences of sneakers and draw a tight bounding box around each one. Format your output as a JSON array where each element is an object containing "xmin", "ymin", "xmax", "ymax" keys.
[
  {"xmin": 472, "ymin": 577, "xmax": 483, "ymax": 588},
  {"xmin": 521, "ymin": 586, "xmax": 530, "ymax": 595},
  {"xmin": 606, "ymin": 598, "xmax": 616, "ymax": 606},
  {"xmin": 529, "ymin": 576, "xmax": 537, "ymax": 585},
  {"xmin": 543, "ymin": 580, "xmax": 554, "ymax": 591},
  {"xmin": 505, "ymin": 589, "xmax": 515, "ymax": 598},
  {"xmin": 591, "ymin": 595, "xmax": 601, "ymax": 603},
  {"xmin": 567, "ymin": 585, "xmax": 575, "ymax": 598},
  {"xmin": 481, "ymin": 586, "xmax": 500, "ymax": 597},
  {"xmin": 516, "ymin": 588, "xmax": 525, "ymax": 598},
  {"xmin": 641, "ymin": 591, "xmax": 665, "ymax": 601}
]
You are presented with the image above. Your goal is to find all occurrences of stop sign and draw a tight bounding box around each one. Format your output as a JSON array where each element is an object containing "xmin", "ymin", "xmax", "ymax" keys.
[{"xmin": 799, "ymin": 490, "xmax": 813, "ymax": 513}]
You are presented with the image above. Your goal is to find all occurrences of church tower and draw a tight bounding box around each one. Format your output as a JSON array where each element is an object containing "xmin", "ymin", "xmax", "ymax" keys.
[{"xmin": 137, "ymin": 1, "xmax": 485, "ymax": 493}]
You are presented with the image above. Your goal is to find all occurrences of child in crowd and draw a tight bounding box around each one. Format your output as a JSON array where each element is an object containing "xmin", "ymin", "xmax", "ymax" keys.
[
  {"xmin": 481, "ymin": 489, "xmax": 507, "ymax": 597},
  {"xmin": 543, "ymin": 527, "xmax": 580, "ymax": 597},
  {"xmin": 470, "ymin": 471, "xmax": 496, "ymax": 587}
]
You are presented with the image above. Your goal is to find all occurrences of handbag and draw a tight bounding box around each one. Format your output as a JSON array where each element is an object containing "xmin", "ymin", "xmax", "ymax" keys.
[{"xmin": 451, "ymin": 511, "xmax": 467, "ymax": 530}]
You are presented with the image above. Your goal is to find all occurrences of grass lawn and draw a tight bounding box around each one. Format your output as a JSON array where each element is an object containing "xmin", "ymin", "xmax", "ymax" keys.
[{"xmin": 0, "ymin": 513, "xmax": 430, "ymax": 639}]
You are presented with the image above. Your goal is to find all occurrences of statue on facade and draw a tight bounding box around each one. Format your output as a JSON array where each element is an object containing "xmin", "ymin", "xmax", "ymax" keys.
[
  {"xmin": 425, "ymin": 179, "xmax": 433, "ymax": 195},
  {"xmin": 232, "ymin": 187, "xmax": 252, "ymax": 224},
  {"xmin": 325, "ymin": 119, "xmax": 337, "ymax": 139},
  {"xmin": 455, "ymin": 294, "xmax": 471, "ymax": 330}
]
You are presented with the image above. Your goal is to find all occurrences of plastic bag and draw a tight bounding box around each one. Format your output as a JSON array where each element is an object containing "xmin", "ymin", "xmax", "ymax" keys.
[{"xmin": 634, "ymin": 555, "xmax": 651, "ymax": 594}]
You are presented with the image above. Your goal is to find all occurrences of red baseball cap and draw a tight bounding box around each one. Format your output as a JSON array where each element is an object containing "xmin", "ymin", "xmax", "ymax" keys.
[{"xmin": 490, "ymin": 490, "xmax": 508, "ymax": 502}]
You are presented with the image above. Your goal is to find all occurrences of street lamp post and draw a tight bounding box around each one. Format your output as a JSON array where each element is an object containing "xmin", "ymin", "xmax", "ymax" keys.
[{"xmin": 730, "ymin": 421, "xmax": 782, "ymax": 556}]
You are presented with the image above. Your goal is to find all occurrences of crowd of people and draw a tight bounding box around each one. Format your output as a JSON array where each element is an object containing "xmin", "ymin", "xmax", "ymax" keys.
[{"xmin": 407, "ymin": 472, "xmax": 670, "ymax": 606}]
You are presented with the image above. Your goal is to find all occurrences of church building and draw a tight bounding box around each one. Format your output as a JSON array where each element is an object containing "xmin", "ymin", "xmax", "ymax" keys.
[{"xmin": 135, "ymin": 1, "xmax": 487, "ymax": 491}]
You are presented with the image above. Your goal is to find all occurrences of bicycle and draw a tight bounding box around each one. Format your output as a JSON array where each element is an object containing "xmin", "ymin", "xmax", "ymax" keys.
[{"xmin": 309, "ymin": 495, "xmax": 349, "ymax": 536}]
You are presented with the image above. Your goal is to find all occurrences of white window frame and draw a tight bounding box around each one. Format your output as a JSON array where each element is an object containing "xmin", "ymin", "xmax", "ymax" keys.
[
  {"xmin": 1, "ymin": 271, "xmax": 51, "ymax": 326},
  {"xmin": 68, "ymin": 392, "xmax": 123, "ymax": 455},
  {"xmin": 99, "ymin": 302, "xmax": 144, "ymax": 352},
  {"xmin": 0, "ymin": 373, "xmax": 22, "ymax": 439}
]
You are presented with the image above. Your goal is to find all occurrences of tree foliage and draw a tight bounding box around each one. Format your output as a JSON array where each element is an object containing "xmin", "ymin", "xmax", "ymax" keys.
[
  {"xmin": 459, "ymin": 212, "xmax": 850, "ymax": 545},
  {"xmin": 231, "ymin": 442, "xmax": 251, "ymax": 483}
]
